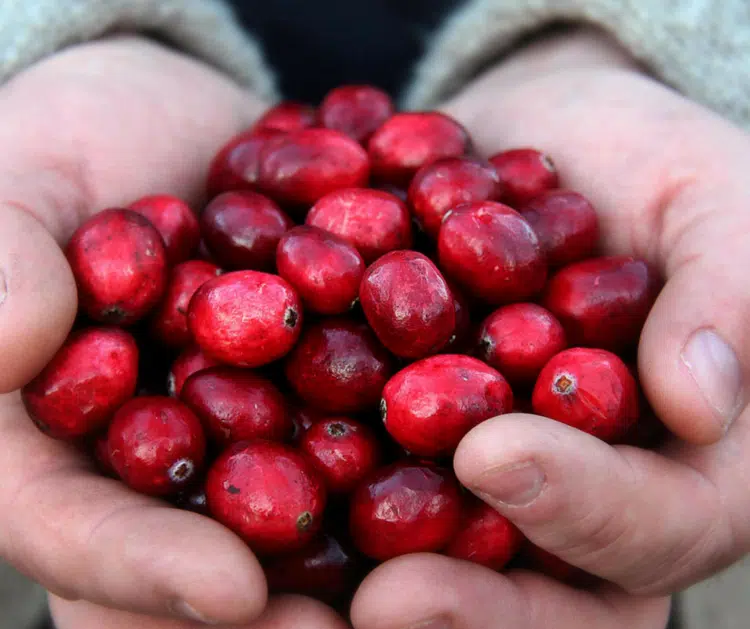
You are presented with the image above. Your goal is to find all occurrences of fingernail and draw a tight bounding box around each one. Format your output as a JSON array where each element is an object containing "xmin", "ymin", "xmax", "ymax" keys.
[
  {"xmin": 405, "ymin": 616, "xmax": 453, "ymax": 629},
  {"xmin": 472, "ymin": 460, "xmax": 545, "ymax": 507},
  {"xmin": 0, "ymin": 268, "xmax": 7, "ymax": 308},
  {"xmin": 171, "ymin": 600, "xmax": 218, "ymax": 624},
  {"xmin": 681, "ymin": 328, "xmax": 743, "ymax": 433}
]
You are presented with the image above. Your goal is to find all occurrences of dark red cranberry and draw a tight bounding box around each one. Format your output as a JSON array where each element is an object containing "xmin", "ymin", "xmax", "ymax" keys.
[
  {"xmin": 253, "ymin": 101, "xmax": 317, "ymax": 133},
  {"xmin": 319, "ymin": 85, "xmax": 395, "ymax": 144},
  {"xmin": 442, "ymin": 283, "xmax": 472, "ymax": 353},
  {"xmin": 167, "ymin": 345, "xmax": 221, "ymax": 397},
  {"xmin": 129, "ymin": 195, "xmax": 200, "ymax": 264},
  {"xmin": 489, "ymin": 148, "xmax": 559, "ymax": 207},
  {"xmin": 174, "ymin": 484, "xmax": 210, "ymax": 516},
  {"xmin": 289, "ymin": 404, "xmax": 327, "ymax": 444}
]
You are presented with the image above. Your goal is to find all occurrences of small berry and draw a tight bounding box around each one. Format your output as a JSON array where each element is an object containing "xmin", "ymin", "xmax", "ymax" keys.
[
  {"xmin": 253, "ymin": 101, "xmax": 317, "ymax": 133},
  {"xmin": 489, "ymin": 148, "xmax": 559, "ymax": 207},
  {"xmin": 319, "ymin": 84, "xmax": 395, "ymax": 144},
  {"xmin": 167, "ymin": 345, "xmax": 220, "ymax": 397},
  {"xmin": 129, "ymin": 195, "xmax": 200, "ymax": 264}
]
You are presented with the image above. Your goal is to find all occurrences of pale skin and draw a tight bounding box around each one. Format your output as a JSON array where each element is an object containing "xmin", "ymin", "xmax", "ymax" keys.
[{"xmin": 0, "ymin": 27, "xmax": 748, "ymax": 628}]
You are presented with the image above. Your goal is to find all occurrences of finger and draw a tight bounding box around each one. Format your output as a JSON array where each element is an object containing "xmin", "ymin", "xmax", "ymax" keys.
[
  {"xmin": 0, "ymin": 393, "xmax": 267, "ymax": 624},
  {"xmin": 453, "ymin": 413, "xmax": 736, "ymax": 594},
  {"xmin": 351, "ymin": 553, "xmax": 671, "ymax": 629}
]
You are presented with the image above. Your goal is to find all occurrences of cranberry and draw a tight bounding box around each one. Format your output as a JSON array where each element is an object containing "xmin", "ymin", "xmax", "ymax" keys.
[
  {"xmin": 181, "ymin": 366, "xmax": 292, "ymax": 446},
  {"xmin": 276, "ymin": 226, "xmax": 365, "ymax": 315},
  {"xmin": 520, "ymin": 190, "xmax": 599, "ymax": 266},
  {"xmin": 22, "ymin": 327, "xmax": 138, "ymax": 439},
  {"xmin": 442, "ymin": 283, "xmax": 473, "ymax": 353},
  {"xmin": 108, "ymin": 396, "xmax": 206, "ymax": 496},
  {"xmin": 306, "ymin": 188, "xmax": 412, "ymax": 263},
  {"xmin": 382, "ymin": 355, "xmax": 513, "ymax": 457},
  {"xmin": 289, "ymin": 404, "xmax": 326, "ymax": 444},
  {"xmin": 300, "ymin": 417, "xmax": 381, "ymax": 494},
  {"xmin": 188, "ymin": 271, "xmax": 302, "ymax": 367},
  {"xmin": 319, "ymin": 84, "xmax": 394, "ymax": 144},
  {"xmin": 205, "ymin": 441, "xmax": 327, "ymax": 555},
  {"xmin": 285, "ymin": 318, "xmax": 393, "ymax": 414},
  {"xmin": 66, "ymin": 209, "xmax": 168, "ymax": 324},
  {"xmin": 150, "ymin": 261, "xmax": 222, "ymax": 348},
  {"xmin": 543, "ymin": 256, "xmax": 659, "ymax": 352},
  {"xmin": 489, "ymin": 148, "xmax": 559, "ymax": 207},
  {"xmin": 367, "ymin": 112, "xmax": 469, "ymax": 186},
  {"xmin": 167, "ymin": 345, "xmax": 220, "ymax": 397},
  {"xmin": 128, "ymin": 195, "xmax": 200, "ymax": 264},
  {"xmin": 444, "ymin": 498, "xmax": 524, "ymax": 570},
  {"xmin": 175, "ymin": 484, "xmax": 210, "ymax": 516},
  {"xmin": 437, "ymin": 201, "xmax": 547, "ymax": 304},
  {"xmin": 200, "ymin": 191, "xmax": 293, "ymax": 271},
  {"xmin": 349, "ymin": 461, "xmax": 462, "ymax": 560},
  {"xmin": 360, "ymin": 251, "xmax": 455, "ymax": 358},
  {"xmin": 477, "ymin": 303, "xmax": 567, "ymax": 386},
  {"xmin": 532, "ymin": 348, "xmax": 639, "ymax": 443},
  {"xmin": 258, "ymin": 129, "xmax": 370, "ymax": 207},
  {"xmin": 408, "ymin": 157, "xmax": 502, "ymax": 238},
  {"xmin": 253, "ymin": 101, "xmax": 317, "ymax": 133}
]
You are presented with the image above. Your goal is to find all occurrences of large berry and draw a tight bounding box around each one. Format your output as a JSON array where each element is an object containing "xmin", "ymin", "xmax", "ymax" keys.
[
  {"xmin": 489, "ymin": 148, "xmax": 559, "ymax": 207},
  {"xmin": 167, "ymin": 345, "xmax": 220, "ymax": 397},
  {"xmin": 319, "ymin": 85, "xmax": 394, "ymax": 144},
  {"xmin": 253, "ymin": 101, "xmax": 317, "ymax": 133},
  {"xmin": 129, "ymin": 195, "xmax": 200, "ymax": 264}
]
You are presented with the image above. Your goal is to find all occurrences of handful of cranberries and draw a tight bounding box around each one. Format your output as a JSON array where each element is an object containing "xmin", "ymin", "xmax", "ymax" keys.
[{"xmin": 22, "ymin": 85, "xmax": 662, "ymax": 606}]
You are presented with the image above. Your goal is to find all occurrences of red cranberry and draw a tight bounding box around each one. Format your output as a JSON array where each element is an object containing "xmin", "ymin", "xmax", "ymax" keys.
[
  {"xmin": 319, "ymin": 84, "xmax": 394, "ymax": 144},
  {"xmin": 408, "ymin": 157, "xmax": 502, "ymax": 238},
  {"xmin": 188, "ymin": 271, "xmax": 302, "ymax": 367},
  {"xmin": 93, "ymin": 432, "xmax": 118, "ymax": 477},
  {"xmin": 150, "ymin": 261, "xmax": 222, "ymax": 348},
  {"xmin": 367, "ymin": 112, "xmax": 470, "ymax": 186},
  {"xmin": 22, "ymin": 327, "xmax": 138, "ymax": 439},
  {"xmin": 300, "ymin": 417, "xmax": 381, "ymax": 494},
  {"xmin": 128, "ymin": 195, "xmax": 200, "ymax": 264},
  {"xmin": 276, "ymin": 226, "xmax": 365, "ymax": 314},
  {"xmin": 532, "ymin": 348, "xmax": 639, "ymax": 443},
  {"xmin": 205, "ymin": 441, "xmax": 327, "ymax": 555},
  {"xmin": 306, "ymin": 188, "xmax": 412, "ymax": 263},
  {"xmin": 66, "ymin": 209, "xmax": 168, "ymax": 324},
  {"xmin": 477, "ymin": 303, "xmax": 567, "ymax": 386},
  {"xmin": 258, "ymin": 129, "xmax": 370, "ymax": 207},
  {"xmin": 349, "ymin": 461, "xmax": 462, "ymax": 560},
  {"xmin": 200, "ymin": 191, "xmax": 293, "ymax": 271},
  {"xmin": 285, "ymin": 318, "xmax": 394, "ymax": 414},
  {"xmin": 543, "ymin": 256, "xmax": 659, "ymax": 352},
  {"xmin": 167, "ymin": 345, "xmax": 220, "ymax": 397},
  {"xmin": 253, "ymin": 101, "xmax": 317, "ymax": 133},
  {"xmin": 108, "ymin": 396, "xmax": 206, "ymax": 496},
  {"xmin": 444, "ymin": 498, "xmax": 524, "ymax": 570},
  {"xmin": 360, "ymin": 251, "xmax": 455, "ymax": 358},
  {"xmin": 437, "ymin": 201, "xmax": 547, "ymax": 304},
  {"xmin": 289, "ymin": 404, "xmax": 326, "ymax": 444},
  {"xmin": 520, "ymin": 190, "xmax": 599, "ymax": 266},
  {"xmin": 489, "ymin": 148, "xmax": 559, "ymax": 207},
  {"xmin": 181, "ymin": 366, "xmax": 292, "ymax": 446},
  {"xmin": 382, "ymin": 355, "xmax": 513, "ymax": 457}
]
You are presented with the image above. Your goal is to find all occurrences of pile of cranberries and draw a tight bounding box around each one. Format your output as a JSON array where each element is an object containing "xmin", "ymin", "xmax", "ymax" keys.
[{"xmin": 22, "ymin": 84, "xmax": 662, "ymax": 606}]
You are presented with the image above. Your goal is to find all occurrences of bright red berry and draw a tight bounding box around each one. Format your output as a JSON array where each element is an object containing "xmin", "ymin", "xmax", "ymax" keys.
[
  {"xmin": 489, "ymin": 148, "xmax": 559, "ymax": 207},
  {"xmin": 205, "ymin": 441, "xmax": 327, "ymax": 555},
  {"xmin": 188, "ymin": 271, "xmax": 302, "ymax": 367},
  {"xmin": 22, "ymin": 327, "xmax": 138, "ymax": 439},
  {"xmin": 108, "ymin": 396, "xmax": 206, "ymax": 496},
  {"xmin": 319, "ymin": 84, "xmax": 394, "ymax": 144},
  {"xmin": 129, "ymin": 195, "xmax": 200, "ymax": 264},
  {"xmin": 360, "ymin": 251, "xmax": 455, "ymax": 358},
  {"xmin": 253, "ymin": 101, "xmax": 317, "ymax": 133},
  {"xmin": 167, "ymin": 345, "xmax": 220, "ymax": 397},
  {"xmin": 532, "ymin": 348, "xmax": 639, "ymax": 443}
]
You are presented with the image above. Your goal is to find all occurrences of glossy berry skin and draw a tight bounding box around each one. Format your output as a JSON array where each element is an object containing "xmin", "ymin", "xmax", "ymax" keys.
[
  {"xmin": 306, "ymin": 188, "xmax": 412, "ymax": 263},
  {"xmin": 108, "ymin": 396, "xmax": 206, "ymax": 496},
  {"xmin": 252, "ymin": 101, "xmax": 317, "ymax": 133},
  {"xmin": 181, "ymin": 366, "xmax": 292, "ymax": 446},
  {"xmin": 300, "ymin": 417, "xmax": 381, "ymax": 494},
  {"xmin": 201, "ymin": 191, "xmax": 293, "ymax": 271},
  {"xmin": 408, "ymin": 157, "xmax": 503, "ymax": 238},
  {"xmin": 205, "ymin": 441, "xmax": 327, "ymax": 555},
  {"xmin": 276, "ymin": 226, "xmax": 365, "ymax": 314},
  {"xmin": 543, "ymin": 256, "xmax": 659, "ymax": 351},
  {"xmin": 129, "ymin": 195, "xmax": 200, "ymax": 264},
  {"xmin": 489, "ymin": 148, "xmax": 559, "ymax": 207},
  {"xmin": 438, "ymin": 201, "xmax": 547, "ymax": 305},
  {"xmin": 151, "ymin": 260, "xmax": 222, "ymax": 348},
  {"xmin": 22, "ymin": 327, "xmax": 138, "ymax": 439},
  {"xmin": 520, "ymin": 190, "xmax": 599, "ymax": 266},
  {"xmin": 319, "ymin": 84, "xmax": 394, "ymax": 144},
  {"xmin": 382, "ymin": 355, "xmax": 513, "ymax": 457},
  {"xmin": 167, "ymin": 345, "xmax": 220, "ymax": 397},
  {"xmin": 367, "ymin": 112, "xmax": 470, "ymax": 186},
  {"xmin": 285, "ymin": 318, "xmax": 394, "ymax": 414},
  {"xmin": 532, "ymin": 348, "xmax": 639, "ymax": 443},
  {"xmin": 258, "ymin": 128, "xmax": 370, "ymax": 207},
  {"xmin": 188, "ymin": 271, "xmax": 302, "ymax": 367},
  {"xmin": 444, "ymin": 498, "xmax": 524, "ymax": 570},
  {"xmin": 66, "ymin": 209, "xmax": 168, "ymax": 324},
  {"xmin": 477, "ymin": 303, "xmax": 567, "ymax": 386},
  {"xmin": 360, "ymin": 251, "xmax": 455, "ymax": 358},
  {"xmin": 349, "ymin": 461, "xmax": 462, "ymax": 560}
]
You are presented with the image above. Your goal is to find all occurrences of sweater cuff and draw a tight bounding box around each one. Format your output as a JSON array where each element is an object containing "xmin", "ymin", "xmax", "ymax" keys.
[
  {"xmin": 0, "ymin": 0, "xmax": 278, "ymax": 101},
  {"xmin": 403, "ymin": 0, "xmax": 750, "ymax": 129}
]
